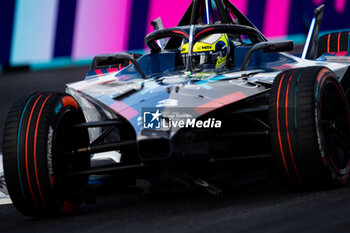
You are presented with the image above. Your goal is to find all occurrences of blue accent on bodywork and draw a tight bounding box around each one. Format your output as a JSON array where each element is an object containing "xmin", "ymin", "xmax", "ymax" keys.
[
  {"xmin": 195, "ymin": 75, "xmax": 227, "ymax": 87},
  {"xmin": 234, "ymin": 47, "xmax": 295, "ymax": 71},
  {"xmin": 116, "ymin": 47, "xmax": 296, "ymax": 81},
  {"xmin": 86, "ymin": 70, "xmax": 97, "ymax": 78},
  {"xmin": 119, "ymin": 52, "xmax": 180, "ymax": 77},
  {"xmin": 85, "ymin": 68, "xmax": 122, "ymax": 79},
  {"xmin": 139, "ymin": 81, "xmax": 159, "ymax": 95},
  {"xmin": 216, "ymin": 41, "xmax": 227, "ymax": 57},
  {"xmin": 198, "ymin": 83, "xmax": 213, "ymax": 89},
  {"xmin": 316, "ymin": 52, "xmax": 350, "ymax": 62},
  {"xmin": 88, "ymin": 176, "xmax": 106, "ymax": 185},
  {"xmin": 76, "ymin": 44, "xmax": 304, "ymax": 137},
  {"xmin": 97, "ymin": 95, "xmax": 116, "ymax": 106}
]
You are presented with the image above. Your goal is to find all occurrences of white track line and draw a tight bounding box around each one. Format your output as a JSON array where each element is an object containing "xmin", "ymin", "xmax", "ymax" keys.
[
  {"xmin": 0, "ymin": 152, "xmax": 3, "ymax": 174},
  {"xmin": 0, "ymin": 197, "xmax": 12, "ymax": 205},
  {"xmin": 0, "ymin": 152, "xmax": 12, "ymax": 205}
]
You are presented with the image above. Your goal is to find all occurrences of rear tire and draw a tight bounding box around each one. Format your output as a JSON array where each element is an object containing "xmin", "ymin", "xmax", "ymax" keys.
[
  {"xmin": 269, "ymin": 67, "xmax": 350, "ymax": 189},
  {"xmin": 2, "ymin": 92, "xmax": 90, "ymax": 216},
  {"xmin": 317, "ymin": 31, "xmax": 350, "ymax": 58}
]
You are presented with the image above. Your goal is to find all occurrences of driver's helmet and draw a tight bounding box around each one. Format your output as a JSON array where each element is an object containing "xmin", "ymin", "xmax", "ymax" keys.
[{"xmin": 181, "ymin": 33, "xmax": 230, "ymax": 71}]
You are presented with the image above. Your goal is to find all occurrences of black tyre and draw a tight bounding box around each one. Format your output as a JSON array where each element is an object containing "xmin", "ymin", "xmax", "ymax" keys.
[
  {"xmin": 317, "ymin": 31, "xmax": 350, "ymax": 58},
  {"xmin": 2, "ymin": 92, "xmax": 90, "ymax": 216},
  {"xmin": 269, "ymin": 67, "xmax": 350, "ymax": 189}
]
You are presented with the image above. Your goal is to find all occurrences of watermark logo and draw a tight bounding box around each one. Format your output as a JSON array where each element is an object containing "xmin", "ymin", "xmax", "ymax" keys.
[
  {"xmin": 142, "ymin": 108, "xmax": 222, "ymax": 129},
  {"xmin": 143, "ymin": 109, "xmax": 162, "ymax": 129}
]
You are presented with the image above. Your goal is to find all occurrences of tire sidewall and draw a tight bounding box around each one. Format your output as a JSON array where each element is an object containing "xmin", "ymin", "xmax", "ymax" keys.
[
  {"xmin": 48, "ymin": 95, "xmax": 90, "ymax": 213},
  {"xmin": 3, "ymin": 93, "xmax": 89, "ymax": 216},
  {"xmin": 314, "ymin": 70, "xmax": 350, "ymax": 185}
]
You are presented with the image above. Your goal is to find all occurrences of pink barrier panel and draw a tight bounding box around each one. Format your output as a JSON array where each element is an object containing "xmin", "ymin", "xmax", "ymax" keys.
[
  {"xmin": 263, "ymin": 0, "xmax": 291, "ymax": 38},
  {"xmin": 146, "ymin": 0, "xmax": 192, "ymax": 35},
  {"xmin": 72, "ymin": 0, "xmax": 132, "ymax": 59},
  {"xmin": 313, "ymin": 0, "xmax": 324, "ymax": 4},
  {"xmin": 231, "ymin": 0, "xmax": 248, "ymax": 15},
  {"xmin": 313, "ymin": 0, "xmax": 347, "ymax": 14},
  {"xmin": 335, "ymin": 0, "xmax": 347, "ymax": 13}
]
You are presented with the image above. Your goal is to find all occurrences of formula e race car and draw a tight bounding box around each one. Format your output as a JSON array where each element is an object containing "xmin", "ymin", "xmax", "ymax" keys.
[{"xmin": 2, "ymin": 0, "xmax": 350, "ymax": 217}]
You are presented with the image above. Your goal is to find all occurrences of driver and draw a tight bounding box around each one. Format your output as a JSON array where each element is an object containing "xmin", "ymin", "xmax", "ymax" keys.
[{"xmin": 181, "ymin": 33, "xmax": 231, "ymax": 71}]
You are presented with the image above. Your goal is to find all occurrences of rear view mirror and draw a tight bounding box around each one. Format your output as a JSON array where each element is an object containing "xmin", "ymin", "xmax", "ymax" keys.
[
  {"xmin": 241, "ymin": 41, "xmax": 294, "ymax": 71},
  {"xmin": 91, "ymin": 53, "xmax": 146, "ymax": 79},
  {"xmin": 263, "ymin": 41, "xmax": 294, "ymax": 53},
  {"xmin": 91, "ymin": 53, "xmax": 142, "ymax": 70}
]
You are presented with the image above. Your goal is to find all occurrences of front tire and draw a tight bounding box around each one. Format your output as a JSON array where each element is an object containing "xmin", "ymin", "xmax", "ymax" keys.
[
  {"xmin": 269, "ymin": 67, "xmax": 350, "ymax": 189},
  {"xmin": 2, "ymin": 92, "xmax": 90, "ymax": 216}
]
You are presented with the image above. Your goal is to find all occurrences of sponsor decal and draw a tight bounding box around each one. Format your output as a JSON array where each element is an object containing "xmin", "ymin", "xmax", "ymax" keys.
[
  {"xmin": 229, "ymin": 79, "xmax": 260, "ymax": 89},
  {"xmin": 156, "ymin": 99, "xmax": 178, "ymax": 107},
  {"xmin": 184, "ymin": 84, "xmax": 200, "ymax": 90},
  {"xmin": 47, "ymin": 127, "xmax": 54, "ymax": 186},
  {"xmin": 201, "ymin": 45, "xmax": 212, "ymax": 50}
]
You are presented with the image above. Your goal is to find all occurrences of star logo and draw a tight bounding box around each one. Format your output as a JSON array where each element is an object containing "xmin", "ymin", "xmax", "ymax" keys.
[{"xmin": 150, "ymin": 109, "xmax": 162, "ymax": 122}]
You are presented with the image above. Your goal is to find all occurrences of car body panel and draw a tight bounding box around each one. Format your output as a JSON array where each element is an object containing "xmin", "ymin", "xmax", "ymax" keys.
[{"xmin": 67, "ymin": 49, "xmax": 349, "ymax": 138}]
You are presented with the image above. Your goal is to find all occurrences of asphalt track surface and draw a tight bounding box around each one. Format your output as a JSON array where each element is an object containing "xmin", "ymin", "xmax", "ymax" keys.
[{"xmin": 1, "ymin": 67, "xmax": 350, "ymax": 233}]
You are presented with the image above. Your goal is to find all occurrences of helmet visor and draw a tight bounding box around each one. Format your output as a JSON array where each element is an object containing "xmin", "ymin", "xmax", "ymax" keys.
[{"xmin": 182, "ymin": 50, "xmax": 223, "ymax": 71}]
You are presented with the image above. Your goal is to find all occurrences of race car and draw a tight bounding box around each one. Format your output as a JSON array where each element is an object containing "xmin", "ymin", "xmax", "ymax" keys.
[{"xmin": 2, "ymin": 0, "xmax": 350, "ymax": 217}]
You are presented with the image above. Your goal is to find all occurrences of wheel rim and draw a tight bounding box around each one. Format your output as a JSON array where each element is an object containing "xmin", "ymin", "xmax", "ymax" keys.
[
  {"xmin": 320, "ymin": 79, "xmax": 350, "ymax": 174},
  {"xmin": 52, "ymin": 106, "xmax": 89, "ymax": 206}
]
